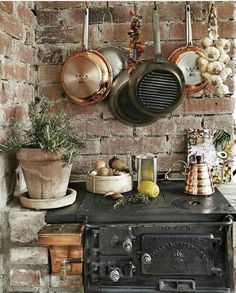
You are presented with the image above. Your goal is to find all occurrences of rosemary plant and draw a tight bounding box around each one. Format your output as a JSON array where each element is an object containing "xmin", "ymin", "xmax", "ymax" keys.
[{"xmin": 0, "ymin": 100, "xmax": 85, "ymax": 166}]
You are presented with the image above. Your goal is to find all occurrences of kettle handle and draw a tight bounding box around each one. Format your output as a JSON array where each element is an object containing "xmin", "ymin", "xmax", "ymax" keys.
[{"xmin": 164, "ymin": 160, "xmax": 188, "ymax": 180}]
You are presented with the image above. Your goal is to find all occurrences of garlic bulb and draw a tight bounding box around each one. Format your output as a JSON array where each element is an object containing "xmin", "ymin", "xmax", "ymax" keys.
[
  {"xmin": 219, "ymin": 67, "xmax": 232, "ymax": 81},
  {"xmin": 201, "ymin": 37, "xmax": 214, "ymax": 49},
  {"xmin": 218, "ymin": 52, "xmax": 230, "ymax": 65},
  {"xmin": 205, "ymin": 46, "xmax": 220, "ymax": 62},
  {"xmin": 215, "ymin": 38, "xmax": 230, "ymax": 53},
  {"xmin": 198, "ymin": 56, "xmax": 209, "ymax": 72},
  {"xmin": 215, "ymin": 84, "xmax": 229, "ymax": 96},
  {"xmin": 207, "ymin": 61, "xmax": 224, "ymax": 75},
  {"xmin": 208, "ymin": 74, "xmax": 223, "ymax": 86},
  {"xmin": 197, "ymin": 38, "xmax": 231, "ymax": 97}
]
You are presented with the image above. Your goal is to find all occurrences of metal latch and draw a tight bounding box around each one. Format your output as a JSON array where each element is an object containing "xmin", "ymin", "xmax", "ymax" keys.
[{"xmin": 159, "ymin": 279, "xmax": 196, "ymax": 292}]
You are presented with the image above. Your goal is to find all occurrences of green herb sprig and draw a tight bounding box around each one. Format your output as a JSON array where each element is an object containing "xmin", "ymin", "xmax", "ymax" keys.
[{"xmin": 114, "ymin": 193, "xmax": 149, "ymax": 210}]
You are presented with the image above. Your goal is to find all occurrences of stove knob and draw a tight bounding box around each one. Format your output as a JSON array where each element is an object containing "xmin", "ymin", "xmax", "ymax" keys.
[
  {"xmin": 122, "ymin": 238, "xmax": 132, "ymax": 253},
  {"xmin": 110, "ymin": 268, "xmax": 120, "ymax": 282},
  {"xmin": 142, "ymin": 253, "xmax": 152, "ymax": 265}
]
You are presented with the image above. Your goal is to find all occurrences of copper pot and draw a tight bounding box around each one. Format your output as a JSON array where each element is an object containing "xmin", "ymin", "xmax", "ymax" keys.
[
  {"xmin": 185, "ymin": 155, "xmax": 216, "ymax": 196},
  {"xmin": 61, "ymin": 8, "xmax": 112, "ymax": 106},
  {"xmin": 165, "ymin": 155, "xmax": 222, "ymax": 196},
  {"xmin": 168, "ymin": 4, "xmax": 208, "ymax": 95}
]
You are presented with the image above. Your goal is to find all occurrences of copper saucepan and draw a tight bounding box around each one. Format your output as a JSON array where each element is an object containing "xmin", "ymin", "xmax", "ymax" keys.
[
  {"xmin": 61, "ymin": 8, "xmax": 113, "ymax": 105},
  {"xmin": 168, "ymin": 4, "xmax": 208, "ymax": 95}
]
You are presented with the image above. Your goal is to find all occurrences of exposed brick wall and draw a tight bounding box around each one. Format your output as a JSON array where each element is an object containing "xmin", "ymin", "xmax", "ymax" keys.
[
  {"xmin": 35, "ymin": 1, "xmax": 236, "ymax": 174},
  {"xmin": 0, "ymin": 1, "xmax": 36, "ymax": 207},
  {"xmin": 0, "ymin": 2, "xmax": 36, "ymax": 292},
  {"xmin": 0, "ymin": 1, "xmax": 235, "ymax": 292}
]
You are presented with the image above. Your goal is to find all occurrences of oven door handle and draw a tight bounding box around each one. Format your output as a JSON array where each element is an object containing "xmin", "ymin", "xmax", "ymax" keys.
[{"xmin": 161, "ymin": 215, "xmax": 233, "ymax": 228}]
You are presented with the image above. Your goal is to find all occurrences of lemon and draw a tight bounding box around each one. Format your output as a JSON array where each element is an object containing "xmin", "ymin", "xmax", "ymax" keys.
[{"xmin": 138, "ymin": 181, "xmax": 160, "ymax": 198}]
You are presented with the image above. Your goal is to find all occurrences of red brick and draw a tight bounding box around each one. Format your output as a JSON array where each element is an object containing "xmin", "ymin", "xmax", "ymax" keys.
[
  {"xmin": 81, "ymin": 138, "xmax": 101, "ymax": 155},
  {"xmin": 36, "ymin": 26, "xmax": 82, "ymax": 43},
  {"xmin": 17, "ymin": 2, "xmax": 35, "ymax": 26},
  {"xmin": 111, "ymin": 5, "xmax": 133, "ymax": 23},
  {"xmin": 175, "ymin": 97, "xmax": 235, "ymax": 115},
  {"xmin": 15, "ymin": 63, "xmax": 31, "ymax": 82},
  {"xmin": 38, "ymin": 83, "xmax": 64, "ymax": 101},
  {"xmin": 171, "ymin": 116, "xmax": 203, "ymax": 133},
  {"xmin": 191, "ymin": 22, "xmax": 209, "ymax": 40},
  {"xmin": 102, "ymin": 23, "xmax": 129, "ymax": 42},
  {"xmin": 15, "ymin": 43, "xmax": 34, "ymax": 64},
  {"xmin": 0, "ymin": 2, "xmax": 13, "ymax": 14},
  {"xmin": 0, "ymin": 9, "xmax": 24, "ymax": 40},
  {"xmin": 169, "ymin": 22, "xmax": 185, "ymax": 41},
  {"xmin": 216, "ymin": 2, "xmax": 236, "ymax": 20},
  {"xmin": 36, "ymin": 1, "xmax": 86, "ymax": 9},
  {"xmin": 171, "ymin": 136, "xmax": 187, "ymax": 153},
  {"xmin": 36, "ymin": 46, "xmax": 64, "ymax": 65},
  {"xmin": 218, "ymin": 21, "xmax": 236, "ymax": 39},
  {"xmin": 86, "ymin": 120, "xmax": 133, "ymax": 137},
  {"xmin": 16, "ymin": 83, "xmax": 34, "ymax": 102},
  {"xmin": 25, "ymin": 29, "xmax": 35, "ymax": 46},
  {"xmin": 136, "ymin": 117, "xmax": 175, "ymax": 136},
  {"xmin": 10, "ymin": 247, "xmax": 48, "ymax": 265},
  {"xmin": 159, "ymin": 3, "xmax": 185, "ymax": 21},
  {"xmin": 4, "ymin": 105, "xmax": 27, "ymax": 123},
  {"xmin": 38, "ymin": 65, "xmax": 62, "ymax": 82},
  {"xmin": 1, "ymin": 59, "xmax": 13, "ymax": 80},
  {"xmin": 158, "ymin": 152, "xmax": 187, "ymax": 172},
  {"xmin": 203, "ymin": 115, "xmax": 234, "ymax": 134},
  {"xmin": 0, "ymin": 31, "xmax": 11, "ymax": 56},
  {"xmin": 10, "ymin": 269, "xmax": 41, "ymax": 287},
  {"xmin": 161, "ymin": 42, "xmax": 185, "ymax": 60},
  {"xmin": 101, "ymin": 137, "xmax": 168, "ymax": 154},
  {"xmin": 0, "ymin": 82, "xmax": 14, "ymax": 104},
  {"xmin": 36, "ymin": 10, "xmax": 62, "ymax": 26},
  {"xmin": 71, "ymin": 119, "xmax": 87, "ymax": 134},
  {"xmin": 52, "ymin": 101, "xmax": 100, "ymax": 119},
  {"xmin": 66, "ymin": 8, "xmax": 87, "ymax": 25},
  {"xmin": 142, "ymin": 23, "xmax": 165, "ymax": 42}
]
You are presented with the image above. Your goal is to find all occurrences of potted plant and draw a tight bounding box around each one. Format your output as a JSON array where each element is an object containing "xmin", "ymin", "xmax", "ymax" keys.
[{"xmin": 0, "ymin": 100, "xmax": 84, "ymax": 200}]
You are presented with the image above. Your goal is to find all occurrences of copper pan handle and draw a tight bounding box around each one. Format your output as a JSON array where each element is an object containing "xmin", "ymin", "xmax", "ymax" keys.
[
  {"xmin": 82, "ymin": 8, "xmax": 89, "ymax": 49},
  {"xmin": 185, "ymin": 4, "xmax": 192, "ymax": 46}
]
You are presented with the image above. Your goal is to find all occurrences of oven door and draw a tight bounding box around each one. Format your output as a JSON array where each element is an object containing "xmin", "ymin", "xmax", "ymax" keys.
[{"xmin": 141, "ymin": 233, "xmax": 215, "ymax": 276}]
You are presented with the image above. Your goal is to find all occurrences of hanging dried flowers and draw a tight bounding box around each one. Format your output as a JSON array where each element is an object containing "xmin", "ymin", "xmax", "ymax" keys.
[{"xmin": 126, "ymin": 9, "xmax": 144, "ymax": 74}]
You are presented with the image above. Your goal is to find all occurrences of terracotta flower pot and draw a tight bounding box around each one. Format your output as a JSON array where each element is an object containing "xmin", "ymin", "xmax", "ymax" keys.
[{"xmin": 16, "ymin": 148, "xmax": 72, "ymax": 199}]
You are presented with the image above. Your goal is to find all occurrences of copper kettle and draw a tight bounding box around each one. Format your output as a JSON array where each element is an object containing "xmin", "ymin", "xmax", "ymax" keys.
[{"xmin": 165, "ymin": 155, "xmax": 221, "ymax": 196}]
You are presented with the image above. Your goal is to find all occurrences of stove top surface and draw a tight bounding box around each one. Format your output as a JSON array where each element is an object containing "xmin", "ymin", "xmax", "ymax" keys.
[{"xmin": 46, "ymin": 181, "xmax": 236, "ymax": 224}]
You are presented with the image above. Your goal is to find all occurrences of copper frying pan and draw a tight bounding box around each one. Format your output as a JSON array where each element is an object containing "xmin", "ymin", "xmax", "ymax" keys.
[
  {"xmin": 61, "ymin": 8, "xmax": 112, "ymax": 105},
  {"xmin": 168, "ymin": 4, "xmax": 208, "ymax": 95}
]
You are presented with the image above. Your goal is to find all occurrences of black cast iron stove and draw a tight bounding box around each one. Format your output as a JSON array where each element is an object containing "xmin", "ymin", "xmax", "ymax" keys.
[{"xmin": 46, "ymin": 181, "xmax": 236, "ymax": 293}]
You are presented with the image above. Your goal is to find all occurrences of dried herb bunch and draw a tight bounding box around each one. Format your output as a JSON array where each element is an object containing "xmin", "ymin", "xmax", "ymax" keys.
[{"xmin": 0, "ymin": 100, "xmax": 85, "ymax": 166}]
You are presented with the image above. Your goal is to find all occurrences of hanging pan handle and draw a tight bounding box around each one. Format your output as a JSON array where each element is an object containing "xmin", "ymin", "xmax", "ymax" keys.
[
  {"xmin": 82, "ymin": 7, "xmax": 89, "ymax": 49},
  {"xmin": 153, "ymin": 2, "xmax": 161, "ymax": 61},
  {"xmin": 185, "ymin": 4, "xmax": 193, "ymax": 46}
]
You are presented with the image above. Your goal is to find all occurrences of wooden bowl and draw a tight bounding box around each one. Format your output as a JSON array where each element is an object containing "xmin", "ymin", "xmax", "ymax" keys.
[{"xmin": 86, "ymin": 173, "xmax": 133, "ymax": 194}]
